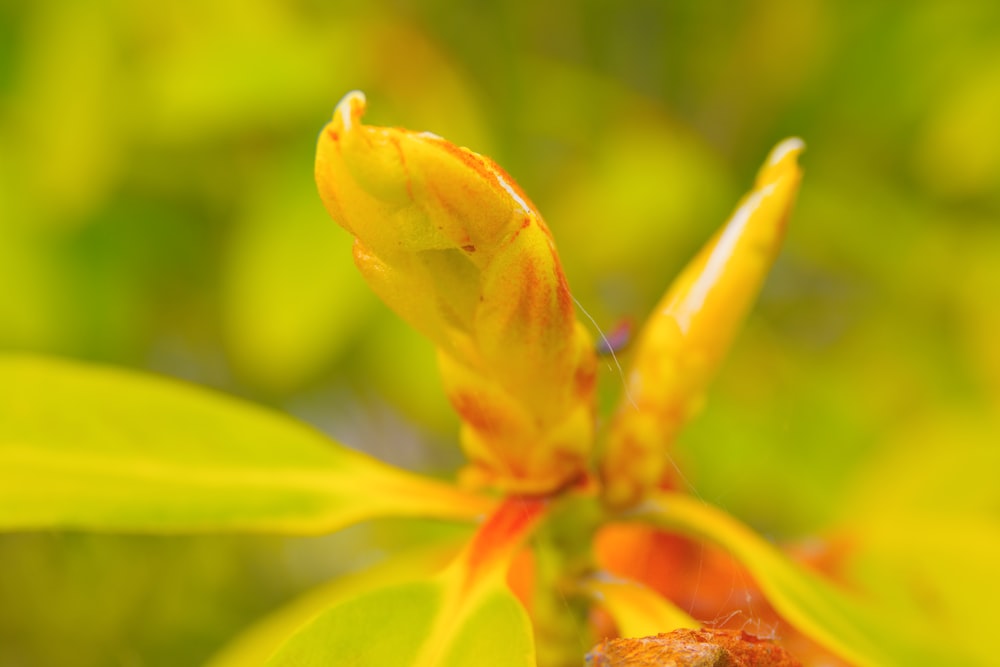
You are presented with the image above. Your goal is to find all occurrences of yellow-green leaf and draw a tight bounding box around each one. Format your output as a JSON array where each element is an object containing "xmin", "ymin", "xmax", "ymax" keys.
[
  {"xmin": 266, "ymin": 498, "xmax": 545, "ymax": 666},
  {"xmin": 0, "ymin": 355, "xmax": 493, "ymax": 533},
  {"xmin": 208, "ymin": 538, "xmax": 468, "ymax": 667},
  {"xmin": 265, "ymin": 577, "xmax": 533, "ymax": 667},
  {"xmin": 632, "ymin": 492, "xmax": 953, "ymax": 666}
]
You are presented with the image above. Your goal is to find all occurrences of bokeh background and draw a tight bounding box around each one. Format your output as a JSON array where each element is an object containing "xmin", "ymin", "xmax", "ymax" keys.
[{"xmin": 2, "ymin": 1, "xmax": 999, "ymax": 664}]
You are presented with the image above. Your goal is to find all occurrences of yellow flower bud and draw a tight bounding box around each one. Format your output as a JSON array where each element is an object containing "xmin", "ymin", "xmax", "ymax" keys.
[
  {"xmin": 600, "ymin": 138, "xmax": 805, "ymax": 508},
  {"xmin": 315, "ymin": 91, "xmax": 597, "ymax": 494}
]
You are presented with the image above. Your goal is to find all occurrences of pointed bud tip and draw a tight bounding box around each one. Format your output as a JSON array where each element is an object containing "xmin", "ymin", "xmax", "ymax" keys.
[
  {"xmin": 756, "ymin": 137, "xmax": 805, "ymax": 187},
  {"xmin": 333, "ymin": 90, "xmax": 367, "ymax": 131},
  {"xmin": 769, "ymin": 137, "xmax": 806, "ymax": 164}
]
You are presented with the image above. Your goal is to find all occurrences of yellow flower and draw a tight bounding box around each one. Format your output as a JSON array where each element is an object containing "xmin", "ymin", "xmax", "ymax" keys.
[{"xmin": 315, "ymin": 91, "xmax": 597, "ymax": 494}]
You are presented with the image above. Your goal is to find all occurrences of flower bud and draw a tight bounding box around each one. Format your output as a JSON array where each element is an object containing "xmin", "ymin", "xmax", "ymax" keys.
[
  {"xmin": 600, "ymin": 138, "xmax": 805, "ymax": 508},
  {"xmin": 316, "ymin": 91, "xmax": 597, "ymax": 493}
]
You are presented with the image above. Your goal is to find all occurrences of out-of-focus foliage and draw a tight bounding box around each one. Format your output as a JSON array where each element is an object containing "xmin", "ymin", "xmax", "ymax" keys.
[{"xmin": 1, "ymin": 1, "xmax": 998, "ymax": 665}]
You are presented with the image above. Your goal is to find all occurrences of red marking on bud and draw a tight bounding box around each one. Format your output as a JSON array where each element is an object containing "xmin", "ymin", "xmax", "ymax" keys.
[
  {"xmin": 451, "ymin": 392, "xmax": 507, "ymax": 437},
  {"xmin": 520, "ymin": 255, "xmax": 540, "ymax": 293},
  {"xmin": 575, "ymin": 357, "xmax": 598, "ymax": 398},
  {"xmin": 429, "ymin": 138, "xmax": 536, "ymax": 212},
  {"xmin": 500, "ymin": 215, "xmax": 534, "ymax": 249}
]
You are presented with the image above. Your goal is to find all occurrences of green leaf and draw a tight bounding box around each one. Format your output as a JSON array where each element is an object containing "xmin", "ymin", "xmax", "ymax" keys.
[
  {"xmin": 632, "ymin": 492, "xmax": 953, "ymax": 666},
  {"xmin": 0, "ymin": 355, "xmax": 493, "ymax": 533},
  {"xmin": 208, "ymin": 538, "xmax": 468, "ymax": 667},
  {"xmin": 266, "ymin": 497, "xmax": 543, "ymax": 666},
  {"xmin": 435, "ymin": 585, "xmax": 534, "ymax": 667},
  {"xmin": 265, "ymin": 572, "xmax": 534, "ymax": 667}
]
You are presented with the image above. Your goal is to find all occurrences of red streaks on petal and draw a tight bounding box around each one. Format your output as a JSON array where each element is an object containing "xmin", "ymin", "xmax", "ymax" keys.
[
  {"xmin": 520, "ymin": 255, "xmax": 540, "ymax": 294},
  {"xmin": 552, "ymin": 265, "xmax": 574, "ymax": 324},
  {"xmin": 434, "ymin": 140, "xmax": 506, "ymax": 195},
  {"xmin": 574, "ymin": 357, "xmax": 598, "ymax": 398},
  {"xmin": 451, "ymin": 392, "xmax": 506, "ymax": 436},
  {"xmin": 488, "ymin": 161, "xmax": 538, "ymax": 213},
  {"xmin": 433, "ymin": 137, "xmax": 489, "ymax": 174},
  {"xmin": 501, "ymin": 215, "xmax": 534, "ymax": 249},
  {"xmin": 429, "ymin": 139, "xmax": 539, "ymax": 214}
]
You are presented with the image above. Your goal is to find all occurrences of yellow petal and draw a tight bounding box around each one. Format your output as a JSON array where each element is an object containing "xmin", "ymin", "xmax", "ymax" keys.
[
  {"xmin": 601, "ymin": 138, "xmax": 805, "ymax": 508},
  {"xmin": 582, "ymin": 575, "xmax": 699, "ymax": 638},
  {"xmin": 316, "ymin": 91, "xmax": 597, "ymax": 494}
]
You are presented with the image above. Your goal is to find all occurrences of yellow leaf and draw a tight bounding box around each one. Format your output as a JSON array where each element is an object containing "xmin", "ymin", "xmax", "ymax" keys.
[
  {"xmin": 582, "ymin": 574, "xmax": 699, "ymax": 638},
  {"xmin": 632, "ymin": 492, "xmax": 954, "ymax": 666}
]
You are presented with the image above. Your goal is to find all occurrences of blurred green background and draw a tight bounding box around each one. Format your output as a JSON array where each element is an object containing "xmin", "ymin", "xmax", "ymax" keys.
[{"xmin": 2, "ymin": 1, "xmax": 998, "ymax": 664}]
